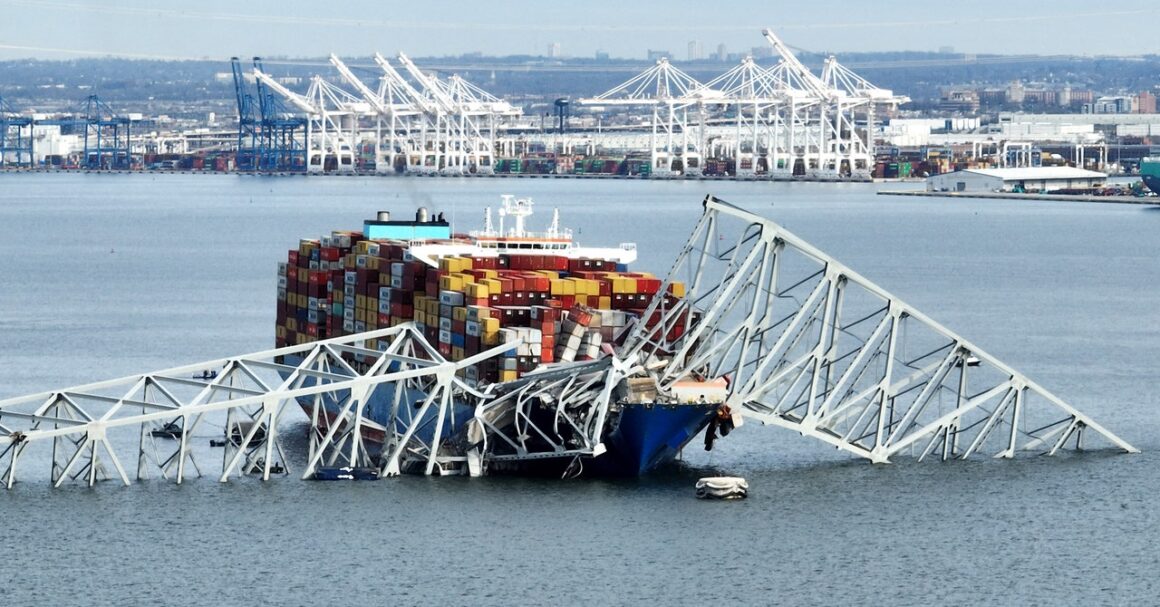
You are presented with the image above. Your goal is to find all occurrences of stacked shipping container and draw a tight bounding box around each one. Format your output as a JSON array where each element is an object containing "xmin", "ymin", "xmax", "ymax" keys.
[{"xmin": 275, "ymin": 231, "xmax": 686, "ymax": 385}]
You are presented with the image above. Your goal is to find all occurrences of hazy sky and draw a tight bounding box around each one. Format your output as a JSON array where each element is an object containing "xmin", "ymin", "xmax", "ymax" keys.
[{"xmin": 2, "ymin": 0, "xmax": 1159, "ymax": 61}]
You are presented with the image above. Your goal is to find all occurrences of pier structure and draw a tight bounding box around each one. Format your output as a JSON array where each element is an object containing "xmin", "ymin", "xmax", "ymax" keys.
[{"xmin": 0, "ymin": 198, "xmax": 1137, "ymax": 489}]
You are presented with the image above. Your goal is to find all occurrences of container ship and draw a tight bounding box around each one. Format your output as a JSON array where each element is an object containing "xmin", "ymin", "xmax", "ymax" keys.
[{"xmin": 274, "ymin": 195, "xmax": 724, "ymax": 476}]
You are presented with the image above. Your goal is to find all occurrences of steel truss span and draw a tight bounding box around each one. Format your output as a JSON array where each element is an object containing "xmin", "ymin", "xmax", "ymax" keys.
[
  {"xmin": 0, "ymin": 323, "xmax": 636, "ymax": 487},
  {"xmin": 0, "ymin": 198, "xmax": 1136, "ymax": 488},
  {"xmin": 622, "ymin": 196, "xmax": 1137, "ymax": 463}
]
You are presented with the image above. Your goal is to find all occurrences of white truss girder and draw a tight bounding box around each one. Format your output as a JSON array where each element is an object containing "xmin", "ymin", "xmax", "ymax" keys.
[
  {"xmin": 623, "ymin": 196, "xmax": 1138, "ymax": 462},
  {"xmin": 0, "ymin": 323, "xmax": 643, "ymax": 486}
]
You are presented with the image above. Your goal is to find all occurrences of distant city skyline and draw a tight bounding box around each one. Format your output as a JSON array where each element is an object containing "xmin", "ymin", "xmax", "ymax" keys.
[{"xmin": 2, "ymin": 0, "xmax": 1160, "ymax": 61}]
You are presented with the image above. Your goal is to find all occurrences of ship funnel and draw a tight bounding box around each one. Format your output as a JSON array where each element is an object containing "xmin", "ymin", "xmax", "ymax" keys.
[
  {"xmin": 376, "ymin": 211, "xmax": 391, "ymax": 221},
  {"xmin": 416, "ymin": 207, "xmax": 429, "ymax": 222}
]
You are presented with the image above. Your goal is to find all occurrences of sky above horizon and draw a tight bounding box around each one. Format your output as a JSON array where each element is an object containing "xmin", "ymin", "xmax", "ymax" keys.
[{"xmin": 2, "ymin": 0, "xmax": 1159, "ymax": 61}]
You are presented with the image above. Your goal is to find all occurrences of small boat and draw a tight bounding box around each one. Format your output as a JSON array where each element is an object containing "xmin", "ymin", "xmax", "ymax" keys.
[
  {"xmin": 247, "ymin": 458, "xmax": 285, "ymax": 475},
  {"xmin": 955, "ymin": 355, "xmax": 981, "ymax": 368},
  {"xmin": 150, "ymin": 421, "xmax": 184, "ymax": 439},
  {"xmin": 695, "ymin": 476, "xmax": 748, "ymax": 500},
  {"xmin": 313, "ymin": 467, "xmax": 381, "ymax": 481}
]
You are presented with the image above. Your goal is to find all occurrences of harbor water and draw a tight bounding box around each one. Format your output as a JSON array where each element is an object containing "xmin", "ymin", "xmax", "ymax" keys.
[{"xmin": 2, "ymin": 174, "xmax": 1159, "ymax": 605}]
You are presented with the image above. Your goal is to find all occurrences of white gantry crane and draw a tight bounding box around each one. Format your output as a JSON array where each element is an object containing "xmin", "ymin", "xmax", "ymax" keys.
[
  {"xmin": 575, "ymin": 29, "xmax": 904, "ymax": 181},
  {"xmin": 330, "ymin": 54, "xmax": 421, "ymax": 174},
  {"xmin": 0, "ymin": 198, "xmax": 1137, "ymax": 489},
  {"xmin": 253, "ymin": 54, "xmax": 522, "ymax": 175},
  {"xmin": 580, "ymin": 58, "xmax": 708, "ymax": 177},
  {"xmin": 253, "ymin": 68, "xmax": 364, "ymax": 173}
]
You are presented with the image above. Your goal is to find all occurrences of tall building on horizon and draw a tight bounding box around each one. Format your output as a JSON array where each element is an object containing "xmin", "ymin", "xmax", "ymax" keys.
[{"xmin": 687, "ymin": 40, "xmax": 703, "ymax": 61}]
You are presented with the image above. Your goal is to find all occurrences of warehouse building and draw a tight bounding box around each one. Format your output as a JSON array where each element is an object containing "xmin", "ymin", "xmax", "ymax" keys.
[{"xmin": 926, "ymin": 167, "xmax": 1107, "ymax": 193}]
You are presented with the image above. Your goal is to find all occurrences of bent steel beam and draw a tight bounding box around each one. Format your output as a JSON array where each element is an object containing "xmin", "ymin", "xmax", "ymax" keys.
[{"xmin": 624, "ymin": 195, "xmax": 1137, "ymax": 462}]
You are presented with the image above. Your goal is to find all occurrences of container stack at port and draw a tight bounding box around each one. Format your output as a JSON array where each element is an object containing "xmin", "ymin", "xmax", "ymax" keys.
[{"xmin": 275, "ymin": 234, "xmax": 685, "ymax": 384}]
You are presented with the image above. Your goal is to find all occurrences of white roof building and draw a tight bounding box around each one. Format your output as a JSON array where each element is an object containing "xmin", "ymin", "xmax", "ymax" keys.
[{"xmin": 926, "ymin": 167, "xmax": 1107, "ymax": 193}]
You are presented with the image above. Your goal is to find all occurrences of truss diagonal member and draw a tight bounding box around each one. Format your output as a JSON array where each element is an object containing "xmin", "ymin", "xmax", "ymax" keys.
[{"xmin": 636, "ymin": 195, "xmax": 1136, "ymax": 463}]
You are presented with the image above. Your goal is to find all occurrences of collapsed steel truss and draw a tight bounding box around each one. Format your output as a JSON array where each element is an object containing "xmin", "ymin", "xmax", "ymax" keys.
[
  {"xmin": 623, "ymin": 196, "xmax": 1137, "ymax": 462},
  {"xmin": 0, "ymin": 197, "xmax": 1137, "ymax": 488},
  {"xmin": 0, "ymin": 324, "xmax": 638, "ymax": 487}
]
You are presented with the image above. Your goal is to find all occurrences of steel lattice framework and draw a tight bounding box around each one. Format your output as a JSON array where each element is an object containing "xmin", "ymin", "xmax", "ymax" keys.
[
  {"xmin": 579, "ymin": 28, "xmax": 909, "ymax": 180},
  {"xmin": 0, "ymin": 198, "xmax": 1136, "ymax": 489},
  {"xmin": 622, "ymin": 196, "xmax": 1137, "ymax": 461}
]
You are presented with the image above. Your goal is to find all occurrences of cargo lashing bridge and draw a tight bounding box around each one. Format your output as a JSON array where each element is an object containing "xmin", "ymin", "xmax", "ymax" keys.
[{"xmin": 0, "ymin": 197, "xmax": 1137, "ymax": 488}]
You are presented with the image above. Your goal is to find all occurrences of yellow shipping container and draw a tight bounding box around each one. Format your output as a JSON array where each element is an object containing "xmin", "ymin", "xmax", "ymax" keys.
[
  {"xmin": 465, "ymin": 283, "xmax": 490, "ymax": 299},
  {"xmin": 499, "ymin": 370, "xmax": 518, "ymax": 382},
  {"xmin": 439, "ymin": 256, "xmax": 475, "ymax": 274},
  {"xmin": 452, "ymin": 346, "xmax": 465, "ymax": 361},
  {"xmin": 611, "ymin": 277, "xmax": 637, "ymax": 294},
  {"xmin": 536, "ymin": 270, "xmax": 559, "ymax": 280},
  {"xmin": 439, "ymin": 275, "xmax": 465, "ymax": 292},
  {"xmin": 482, "ymin": 317, "xmax": 500, "ymax": 334},
  {"xmin": 550, "ymin": 278, "xmax": 575, "ymax": 296},
  {"xmin": 669, "ymin": 281, "xmax": 686, "ymax": 298},
  {"xmin": 598, "ymin": 296, "xmax": 612, "ymax": 309},
  {"xmin": 452, "ymin": 306, "xmax": 468, "ymax": 322}
]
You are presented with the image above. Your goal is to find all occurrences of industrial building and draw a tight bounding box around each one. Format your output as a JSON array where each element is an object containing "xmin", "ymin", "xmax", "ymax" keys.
[{"xmin": 926, "ymin": 166, "xmax": 1107, "ymax": 193}]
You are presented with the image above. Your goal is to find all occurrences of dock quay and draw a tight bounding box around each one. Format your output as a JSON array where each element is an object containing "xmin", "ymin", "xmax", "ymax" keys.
[{"xmin": 879, "ymin": 189, "xmax": 1160, "ymax": 205}]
